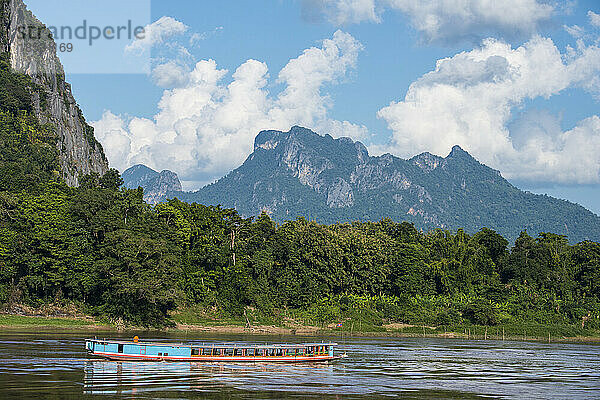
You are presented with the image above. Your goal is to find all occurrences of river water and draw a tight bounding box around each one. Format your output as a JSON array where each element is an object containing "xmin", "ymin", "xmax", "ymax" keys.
[{"xmin": 0, "ymin": 333, "xmax": 598, "ymax": 399}]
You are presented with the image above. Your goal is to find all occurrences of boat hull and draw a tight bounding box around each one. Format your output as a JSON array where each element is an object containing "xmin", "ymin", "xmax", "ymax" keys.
[{"xmin": 90, "ymin": 351, "xmax": 341, "ymax": 362}]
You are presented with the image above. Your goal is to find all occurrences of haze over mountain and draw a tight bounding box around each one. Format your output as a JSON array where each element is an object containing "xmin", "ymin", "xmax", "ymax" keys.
[{"xmin": 140, "ymin": 126, "xmax": 600, "ymax": 243}]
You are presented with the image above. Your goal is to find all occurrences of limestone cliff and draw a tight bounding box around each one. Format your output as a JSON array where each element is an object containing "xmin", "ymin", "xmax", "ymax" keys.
[{"xmin": 1, "ymin": 0, "xmax": 108, "ymax": 186}]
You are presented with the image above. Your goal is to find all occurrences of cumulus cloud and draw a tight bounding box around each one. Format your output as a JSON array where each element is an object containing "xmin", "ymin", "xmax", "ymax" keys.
[
  {"xmin": 93, "ymin": 111, "xmax": 132, "ymax": 173},
  {"xmin": 94, "ymin": 30, "xmax": 368, "ymax": 189},
  {"xmin": 589, "ymin": 11, "xmax": 600, "ymax": 28},
  {"xmin": 272, "ymin": 30, "xmax": 363, "ymax": 127},
  {"xmin": 303, "ymin": 0, "xmax": 554, "ymax": 43},
  {"xmin": 125, "ymin": 16, "xmax": 188, "ymax": 54},
  {"xmin": 303, "ymin": 0, "xmax": 380, "ymax": 24},
  {"xmin": 388, "ymin": 0, "xmax": 553, "ymax": 43},
  {"xmin": 151, "ymin": 61, "xmax": 190, "ymax": 88},
  {"xmin": 375, "ymin": 36, "xmax": 600, "ymax": 184}
]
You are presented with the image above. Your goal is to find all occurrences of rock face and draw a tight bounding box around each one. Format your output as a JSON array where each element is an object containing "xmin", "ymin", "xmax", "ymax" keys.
[
  {"xmin": 1, "ymin": 0, "xmax": 108, "ymax": 186},
  {"xmin": 175, "ymin": 126, "xmax": 600, "ymax": 243},
  {"xmin": 122, "ymin": 165, "xmax": 182, "ymax": 205}
]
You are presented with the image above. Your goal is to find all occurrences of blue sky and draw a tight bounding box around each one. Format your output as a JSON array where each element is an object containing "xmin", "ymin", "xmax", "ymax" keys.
[{"xmin": 26, "ymin": 0, "xmax": 600, "ymax": 215}]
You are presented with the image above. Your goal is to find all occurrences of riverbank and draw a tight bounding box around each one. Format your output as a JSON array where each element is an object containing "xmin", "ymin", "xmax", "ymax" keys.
[
  {"xmin": 2, "ymin": 314, "xmax": 600, "ymax": 343},
  {"xmin": 0, "ymin": 315, "xmax": 112, "ymax": 331},
  {"xmin": 172, "ymin": 322, "xmax": 600, "ymax": 343}
]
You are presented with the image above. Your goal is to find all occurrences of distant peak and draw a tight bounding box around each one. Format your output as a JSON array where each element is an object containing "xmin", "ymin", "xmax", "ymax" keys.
[
  {"xmin": 449, "ymin": 145, "xmax": 469, "ymax": 157},
  {"xmin": 411, "ymin": 151, "xmax": 443, "ymax": 171},
  {"xmin": 446, "ymin": 145, "xmax": 479, "ymax": 163},
  {"xmin": 123, "ymin": 164, "xmax": 158, "ymax": 175},
  {"xmin": 288, "ymin": 125, "xmax": 318, "ymax": 139},
  {"xmin": 121, "ymin": 165, "xmax": 182, "ymax": 203},
  {"xmin": 255, "ymin": 126, "xmax": 364, "ymax": 151},
  {"xmin": 130, "ymin": 164, "xmax": 156, "ymax": 171},
  {"xmin": 290, "ymin": 125, "xmax": 312, "ymax": 133},
  {"xmin": 158, "ymin": 170, "xmax": 179, "ymax": 177},
  {"xmin": 254, "ymin": 127, "xmax": 318, "ymax": 151},
  {"xmin": 412, "ymin": 151, "xmax": 442, "ymax": 161},
  {"xmin": 254, "ymin": 130, "xmax": 284, "ymax": 150}
]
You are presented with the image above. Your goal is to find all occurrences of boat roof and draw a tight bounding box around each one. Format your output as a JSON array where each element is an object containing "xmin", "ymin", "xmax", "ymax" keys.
[{"xmin": 86, "ymin": 339, "xmax": 337, "ymax": 348}]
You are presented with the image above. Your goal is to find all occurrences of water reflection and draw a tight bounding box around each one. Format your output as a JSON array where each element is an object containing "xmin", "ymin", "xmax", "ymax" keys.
[{"xmin": 84, "ymin": 359, "xmax": 339, "ymax": 396}]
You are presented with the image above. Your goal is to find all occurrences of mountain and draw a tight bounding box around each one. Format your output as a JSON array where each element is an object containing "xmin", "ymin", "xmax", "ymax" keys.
[
  {"xmin": 173, "ymin": 126, "xmax": 600, "ymax": 243},
  {"xmin": 1, "ymin": 0, "xmax": 108, "ymax": 185},
  {"xmin": 122, "ymin": 164, "xmax": 182, "ymax": 205}
]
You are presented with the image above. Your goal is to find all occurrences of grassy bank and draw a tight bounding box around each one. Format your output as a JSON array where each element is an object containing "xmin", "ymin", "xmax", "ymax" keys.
[
  {"xmin": 373, "ymin": 323, "xmax": 600, "ymax": 342},
  {"xmin": 0, "ymin": 314, "xmax": 112, "ymax": 331},
  {"xmin": 169, "ymin": 308, "xmax": 600, "ymax": 342},
  {"xmin": 1, "ymin": 312, "xmax": 599, "ymax": 343}
]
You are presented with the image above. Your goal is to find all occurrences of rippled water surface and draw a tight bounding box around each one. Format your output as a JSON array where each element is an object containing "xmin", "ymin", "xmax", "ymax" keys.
[{"xmin": 0, "ymin": 333, "xmax": 599, "ymax": 399}]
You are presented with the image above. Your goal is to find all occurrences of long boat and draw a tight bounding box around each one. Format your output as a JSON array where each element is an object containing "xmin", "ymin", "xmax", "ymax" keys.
[{"xmin": 85, "ymin": 338, "xmax": 346, "ymax": 362}]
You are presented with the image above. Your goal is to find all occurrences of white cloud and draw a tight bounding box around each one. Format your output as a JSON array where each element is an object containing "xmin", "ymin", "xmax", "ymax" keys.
[
  {"xmin": 304, "ymin": 0, "xmax": 380, "ymax": 25},
  {"xmin": 564, "ymin": 24, "xmax": 585, "ymax": 39},
  {"xmin": 151, "ymin": 61, "xmax": 190, "ymax": 88},
  {"xmin": 508, "ymin": 110, "xmax": 600, "ymax": 183},
  {"xmin": 190, "ymin": 26, "xmax": 224, "ymax": 47},
  {"xmin": 589, "ymin": 11, "xmax": 600, "ymax": 28},
  {"xmin": 125, "ymin": 16, "xmax": 188, "ymax": 54},
  {"xmin": 375, "ymin": 36, "xmax": 600, "ymax": 184},
  {"xmin": 94, "ymin": 31, "xmax": 368, "ymax": 187},
  {"xmin": 93, "ymin": 110, "xmax": 132, "ymax": 172},
  {"xmin": 304, "ymin": 0, "xmax": 554, "ymax": 43},
  {"xmin": 272, "ymin": 30, "xmax": 364, "ymax": 129},
  {"xmin": 390, "ymin": 0, "xmax": 553, "ymax": 43}
]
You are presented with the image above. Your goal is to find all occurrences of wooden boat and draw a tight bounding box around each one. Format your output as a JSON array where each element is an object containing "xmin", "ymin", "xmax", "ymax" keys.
[{"xmin": 85, "ymin": 338, "xmax": 346, "ymax": 362}]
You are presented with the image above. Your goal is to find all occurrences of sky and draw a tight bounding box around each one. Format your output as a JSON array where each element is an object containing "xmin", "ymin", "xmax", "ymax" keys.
[{"xmin": 25, "ymin": 0, "xmax": 600, "ymax": 215}]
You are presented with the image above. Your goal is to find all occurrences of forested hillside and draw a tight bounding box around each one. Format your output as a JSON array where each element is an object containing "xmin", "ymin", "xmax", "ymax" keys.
[
  {"xmin": 1, "ymin": 14, "xmax": 599, "ymax": 330},
  {"xmin": 0, "ymin": 58, "xmax": 598, "ymax": 327}
]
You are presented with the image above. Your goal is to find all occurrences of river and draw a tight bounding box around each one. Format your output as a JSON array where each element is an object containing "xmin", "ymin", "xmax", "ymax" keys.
[{"xmin": 0, "ymin": 333, "xmax": 598, "ymax": 399}]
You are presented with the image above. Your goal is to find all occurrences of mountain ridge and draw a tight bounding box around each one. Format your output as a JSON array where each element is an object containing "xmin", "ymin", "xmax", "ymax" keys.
[{"xmin": 161, "ymin": 126, "xmax": 600, "ymax": 243}]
